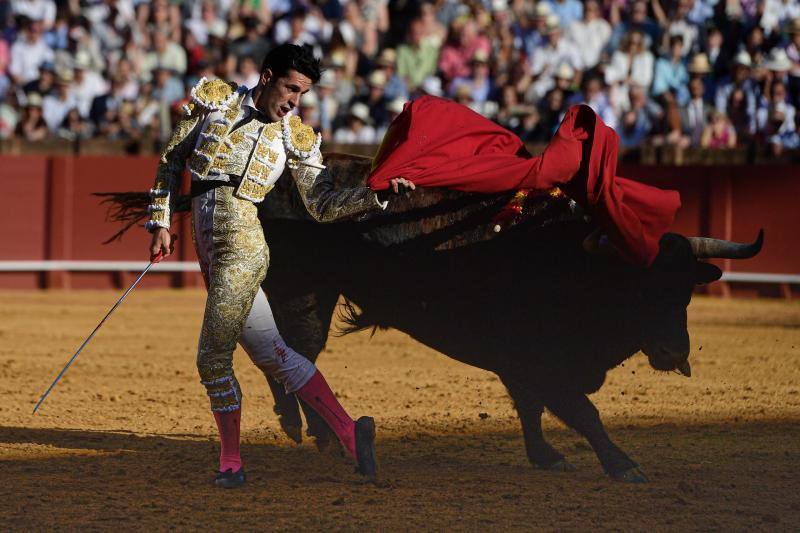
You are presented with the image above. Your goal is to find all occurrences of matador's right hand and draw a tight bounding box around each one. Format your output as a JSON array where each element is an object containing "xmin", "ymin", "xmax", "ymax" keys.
[{"xmin": 150, "ymin": 228, "xmax": 176, "ymax": 260}]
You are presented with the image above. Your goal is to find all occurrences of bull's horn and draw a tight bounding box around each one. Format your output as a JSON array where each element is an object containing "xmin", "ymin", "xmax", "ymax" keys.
[
  {"xmin": 687, "ymin": 229, "xmax": 764, "ymax": 259},
  {"xmin": 676, "ymin": 360, "xmax": 692, "ymax": 377}
]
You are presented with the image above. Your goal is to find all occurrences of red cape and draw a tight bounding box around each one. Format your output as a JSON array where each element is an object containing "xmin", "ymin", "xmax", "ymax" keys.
[{"xmin": 367, "ymin": 96, "xmax": 681, "ymax": 266}]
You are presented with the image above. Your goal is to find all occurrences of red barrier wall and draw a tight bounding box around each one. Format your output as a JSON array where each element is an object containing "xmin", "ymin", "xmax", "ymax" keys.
[{"xmin": 1, "ymin": 156, "xmax": 798, "ymax": 291}]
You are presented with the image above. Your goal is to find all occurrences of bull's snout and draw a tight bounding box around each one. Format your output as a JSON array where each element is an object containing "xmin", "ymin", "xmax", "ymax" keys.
[{"xmin": 642, "ymin": 335, "xmax": 690, "ymax": 375}]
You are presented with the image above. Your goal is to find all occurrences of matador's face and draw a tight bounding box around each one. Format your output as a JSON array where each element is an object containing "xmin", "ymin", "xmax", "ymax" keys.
[{"xmin": 255, "ymin": 68, "xmax": 313, "ymax": 122}]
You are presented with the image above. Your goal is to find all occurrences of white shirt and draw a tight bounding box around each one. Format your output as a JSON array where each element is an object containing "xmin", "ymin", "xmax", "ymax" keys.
[
  {"xmin": 12, "ymin": 0, "xmax": 56, "ymax": 27},
  {"xmin": 73, "ymin": 71, "xmax": 108, "ymax": 117},
  {"xmin": 565, "ymin": 18, "xmax": 612, "ymax": 69},
  {"xmin": 9, "ymin": 36, "xmax": 54, "ymax": 84},
  {"xmin": 42, "ymin": 92, "xmax": 78, "ymax": 130},
  {"xmin": 605, "ymin": 51, "xmax": 655, "ymax": 89},
  {"xmin": 333, "ymin": 124, "xmax": 378, "ymax": 144}
]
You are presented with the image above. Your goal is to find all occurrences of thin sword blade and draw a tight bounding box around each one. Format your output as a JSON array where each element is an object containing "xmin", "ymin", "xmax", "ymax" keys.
[{"xmin": 32, "ymin": 259, "xmax": 158, "ymax": 414}]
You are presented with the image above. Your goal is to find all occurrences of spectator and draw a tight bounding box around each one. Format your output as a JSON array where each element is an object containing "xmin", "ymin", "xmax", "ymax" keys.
[
  {"xmin": 0, "ymin": 36, "xmax": 9, "ymax": 100},
  {"xmin": 396, "ymin": 18, "xmax": 440, "ymax": 91},
  {"xmin": 658, "ymin": 0, "xmax": 699, "ymax": 58},
  {"xmin": 701, "ymin": 110, "xmax": 737, "ymax": 149},
  {"xmin": 526, "ymin": 14, "xmax": 582, "ymax": 103},
  {"xmin": 376, "ymin": 97, "xmax": 406, "ymax": 139},
  {"xmin": 607, "ymin": 0, "xmax": 660, "ymax": 53},
  {"xmin": 533, "ymin": 86, "xmax": 568, "ymax": 142},
  {"xmin": 787, "ymin": 18, "xmax": 800, "ymax": 108},
  {"xmin": 449, "ymin": 49, "xmax": 494, "ymax": 105},
  {"xmin": 316, "ymin": 69, "xmax": 339, "ymax": 143},
  {"xmin": 542, "ymin": 0, "xmax": 583, "ymax": 27},
  {"xmin": 42, "ymin": 70, "xmax": 77, "ymax": 131},
  {"xmin": 9, "ymin": 18, "xmax": 54, "ymax": 85},
  {"xmin": 72, "ymin": 53, "xmax": 108, "ymax": 118},
  {"xmin": 11, "ymin": 0, "xmax": 56, "ymax": 30},
  {"xmin": 333, "ymin": 102, "xmax": 377, "ymax": 144},
  {"xmin": 23, "ymin": 61, "xmax": 56, "ymax": 97},
  {"xmin": 15, "ymin": 92, "xmax": 48, "ymax": 141},
  {"xmin": 606, "ymin": 30, "xmax": 655, "ymax": 110},
  {"xmin": 680, "ymin": 76, "xmax": 712, "ymax": 146},
  {"xmin": 652, "ymin": 35, "xmax": 688, "ymax": 105},
  {"xmin": 374, "ymin": 48, "xmax": 408, "ymax": 101},
  {"xmin": 756, "ymin": 80, "xmax": 799, "ymax": 154},
  {"xmin": 232, "ymin": 56, "xmax": 260, "ymax": 89},
  {"xmin": 570, "ymin": 74, "xmax": 617, "ymax": 129},
  {"xmin": 298, "ymin": 91, "xmax": 321, "ymax": 131},
  {"xmin": 618, "ymin": 84, "xmax": 660, "ymax": 148},
  {"xmin": 521, "ymin": 3, "xmax": 552, "ymax": 60},
  {"xmin": 715, "ymin": 51, "xmax": 757, "ymax": 133},
  {"xmin": 143, "ymin": 29, "xmax": 187, "ymax": 75},
  {"xmin": 418, "ymin": 0, "xmax": 447, "ymax": 47},
  {"xmin": 438, "ymin": 18, "xmax": 491, "ymax": 87},
  {"xmin": 57, "ymin": 108, "xmax": 93, "ymax": 141},
  {"xmin": 358, "ymin": 70, "xmax": 390, "ymax": 127},
  {"xmin": 565, "ymin": 0, "xmax": 611, "ymax": 71}
]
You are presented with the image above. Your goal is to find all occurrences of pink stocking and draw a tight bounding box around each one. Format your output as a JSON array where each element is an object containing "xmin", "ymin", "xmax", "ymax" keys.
[
  {"xmin": 213, "ymin": 408, "xmax": 242, "ymax": 472},
  {"xmin": 295, "ymin": 370, "xmax": 356, "ymax": 458}
]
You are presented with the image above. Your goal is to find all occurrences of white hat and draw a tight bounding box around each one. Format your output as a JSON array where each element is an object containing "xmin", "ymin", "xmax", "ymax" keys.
[
  {"xmin": 687, "ymin": 53, "xmax": 711, "ymax": 74},
  {"xmin": 318, "ymin": 70, "xmax": 337, "ymax": 89},
  {"xmin": 300, "ymin": 91, "xmax": 319, "ymax": 108},
  {"xmin": 420, "ymin": 76, "xmax": 443, "ymax": 96},
  {"xmin": 733, "ymin": 50, "xmax": 752, "ymax": 68},
  {"xmin": 545, "ymin": 14, "xmax": 561, "ymax": 33},
  {"xmin": 73, "ymin": 51, "xmax": 91, "ymax": 70},
  {"xmin": 534, "ymin": 3, "xmax": 551, "ymax": 18},
  {"xmin": 386, "ymin": 97, "xmax": 406, "ymax": 114},
  {"xmin": 491, "ymin": 0, "xmax": 508, "ymax": 12},
  {"xmin": 367, "ymin": 70, "xmax": 387, "ymax": 88},
  {"xmin": 554, "ymin": 63, "xmax": 574, "ymax": 80},
  {"xmin": 766, "ymin": 48, "xmax": 792, "ymax": 71},
  {"xmin": 348, "ymin": 102, "xmax": 373, "ymax": 124},
  {"xmin": 26, "ymin": 92, "xmax": 43, "ymax": 108}
]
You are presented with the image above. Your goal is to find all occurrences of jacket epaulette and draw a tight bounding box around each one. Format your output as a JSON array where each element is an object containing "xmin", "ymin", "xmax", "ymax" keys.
[
  {"xmin": 182, "ymin": 77, "xmax": 240, "ymax": 116},
  {"xmin": 282, "ymin": 114, "xmax": 321, "ymax": 160}
]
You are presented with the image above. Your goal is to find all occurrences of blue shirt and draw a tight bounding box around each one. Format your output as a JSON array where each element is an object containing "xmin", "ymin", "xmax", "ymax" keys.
[{"xmin": 652, "ymin": 58, "xmax": 689, "ymax": 105}]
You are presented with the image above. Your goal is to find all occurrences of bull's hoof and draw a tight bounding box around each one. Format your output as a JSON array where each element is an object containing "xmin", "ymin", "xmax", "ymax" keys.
[
  {"xmin": 536, "ymin": 459, "xmax": 576, "ymax": 472},
  {"xmin": 279, "ymin": 417, "xmax": 303, "ymax": 444},
  {"xmin": 315, "ymin": 435, "xmax": 345, "ymax": 458},
  {"xmin": 611, "ymin": 467, "xmax": 649, "ymax": 483}
]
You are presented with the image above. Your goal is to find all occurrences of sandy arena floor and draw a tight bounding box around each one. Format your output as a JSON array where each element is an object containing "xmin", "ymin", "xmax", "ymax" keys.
[{"xmin": 0, "ymin": 290, "xmax": 798, "ymax": 531}]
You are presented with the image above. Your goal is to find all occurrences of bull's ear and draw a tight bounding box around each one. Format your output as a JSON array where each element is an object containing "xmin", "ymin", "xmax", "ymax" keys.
[{"xmin": 695, "ymin": 262, "xmax": 723, "ymax": 285}]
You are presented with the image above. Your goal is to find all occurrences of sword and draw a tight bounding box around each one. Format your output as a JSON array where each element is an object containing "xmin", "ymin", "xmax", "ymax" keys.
[{"xmin": 32, "ymin": 249, "xmax": 167, "ymax": 414}]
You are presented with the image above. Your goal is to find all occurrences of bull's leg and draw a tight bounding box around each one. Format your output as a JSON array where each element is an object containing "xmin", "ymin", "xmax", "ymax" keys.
[
  {"xmin": 501, "ymin": 375, "xmax": 573, "ymax": 471},
  {"xmin": 539, "ymin": 389, "xmax": 648, "ymax": 483}
]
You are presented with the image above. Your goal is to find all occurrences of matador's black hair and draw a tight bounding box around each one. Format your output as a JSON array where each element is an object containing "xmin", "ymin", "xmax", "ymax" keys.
[{"xmin": 260, "ymin": 43, "xmax": 322, "ymax": 83}]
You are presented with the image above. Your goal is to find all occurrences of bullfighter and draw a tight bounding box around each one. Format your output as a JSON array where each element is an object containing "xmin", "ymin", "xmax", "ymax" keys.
[{"xmin": 146, "ymin": 43, "xmax": 412, "ymax": 488}]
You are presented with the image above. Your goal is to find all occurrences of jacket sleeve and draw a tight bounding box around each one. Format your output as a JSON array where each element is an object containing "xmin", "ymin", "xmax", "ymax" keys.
[
  {"xmin": 145, "ymin": 112, "xmax": 202, "ymax": 231},
  {"xmin": 289, "ymin": 152, "xmax": 388, "ymax": 223}
]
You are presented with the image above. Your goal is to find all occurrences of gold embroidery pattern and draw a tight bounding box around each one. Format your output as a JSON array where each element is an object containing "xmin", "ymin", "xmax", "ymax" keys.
[
  {"xmin": 146, "ymin": 112, "xmax": 202, "ymax": 231},
  {"xmin": 195, "ymin": 186, "xmax": 269, "ymax": 412},
  {"xmin": 290, "ymin": 152, "xmax": 385, "ymax": 222}
]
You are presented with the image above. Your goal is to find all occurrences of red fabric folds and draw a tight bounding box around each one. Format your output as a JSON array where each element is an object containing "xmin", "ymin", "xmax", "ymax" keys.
[{"xmin": 367, "ymin": 96, "xmax": 681, "ymax": 266}]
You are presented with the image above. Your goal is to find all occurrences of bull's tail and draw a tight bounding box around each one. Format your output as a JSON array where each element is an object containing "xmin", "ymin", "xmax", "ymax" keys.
[
  {"xmin": 334, "ymin": 298, "xmax": 382, "ymax": 337},
  {"xmin": 93, "ymin": 191, "xmax": 191, "ymax": 243}
]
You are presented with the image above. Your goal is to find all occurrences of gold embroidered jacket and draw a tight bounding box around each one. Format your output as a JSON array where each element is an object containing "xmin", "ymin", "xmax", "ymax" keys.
[{"xmin": 146, "ymin": 78, "xmax": 385, "ymax": 231}]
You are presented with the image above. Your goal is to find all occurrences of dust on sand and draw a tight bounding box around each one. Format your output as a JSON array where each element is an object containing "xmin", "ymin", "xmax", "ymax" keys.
[{"xmin": 0, "ymin": 290, "xmax": 799, "ymax": 530}]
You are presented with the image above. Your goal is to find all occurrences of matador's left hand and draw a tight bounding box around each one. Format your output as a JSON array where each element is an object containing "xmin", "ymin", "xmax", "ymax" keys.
[{"xmin": 388, "ymin": 177, "xmax": 415, "ymax": 195}]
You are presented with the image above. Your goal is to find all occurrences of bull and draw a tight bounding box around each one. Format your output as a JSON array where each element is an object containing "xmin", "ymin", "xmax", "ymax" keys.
[{"xmin": 253, "ymin": 155, "xmax": 764, "ymax": 483}]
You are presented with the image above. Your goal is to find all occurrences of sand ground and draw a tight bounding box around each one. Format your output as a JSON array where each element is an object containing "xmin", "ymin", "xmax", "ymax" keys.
[{"xmin": 0, "ymin": 290, "xmax": 799, "ymax": 531}]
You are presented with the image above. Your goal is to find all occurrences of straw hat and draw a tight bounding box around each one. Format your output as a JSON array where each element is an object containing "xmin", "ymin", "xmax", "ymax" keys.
[
  {"xmin": 554, "ymin": 63, "xmax": 575, "ymax": 80},
  {"xmin": 348, "ymin": 102, "xmax": 373, "ymax": 124},
  {"xmin": 376, "ymin": 48, "xmax": 396, "ymax": 67},
  {"xmin": 386, "ymin": 97, "xmax": 406, "ymax": 114},
  {"xmin": 26, "ymin": 92, "xmax": 43, "ymax": 108},
  {"xmin": 544, "ymin": 14, "xmax": 561, "ymax": 33},
  {"xmin": 688, "ymin": 53, "xmax": 711, "ymax": 74},
  {"xmin": 733, "ymin": 50, "xmax": 752, "ymax": 68},
  {"xmin": 471, "ymin": 49, "xmax": 490, "ymax": 64},
  {"xmin": 534, "ymin": 3, "xmax": 551, "ymax": 18},
  {"xmin": 367, "ymin": 70, "xmax": 387, "ymax": 88},
  {"xmin": 766, "ymin": 48, "xmax": 792, "ymax": 71},
  {"xmin": 318, "ymin": 70, "xmax": 337, "ymax": 89},
  {"xmin": 420, "ymin": 76, "xmax": 443, "ymax": 96},
  {"xmin": 300, "ymin": 91, "xmax": 318, "ymax": 108},
  {"xmin": 56, "ymin": 70, "xmax": 74, "ymax": 84}
]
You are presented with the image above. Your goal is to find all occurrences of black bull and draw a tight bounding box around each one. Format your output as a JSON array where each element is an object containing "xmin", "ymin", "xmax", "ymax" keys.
[{"xmin": 251, "ymin": 156, "xmax": 762, "ymax": 483}]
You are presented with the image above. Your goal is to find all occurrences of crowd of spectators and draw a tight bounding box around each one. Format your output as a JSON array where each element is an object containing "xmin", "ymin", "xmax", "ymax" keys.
[{"xmin": 1, "ymin": 0, "xmax": 800, "ymax": 156}]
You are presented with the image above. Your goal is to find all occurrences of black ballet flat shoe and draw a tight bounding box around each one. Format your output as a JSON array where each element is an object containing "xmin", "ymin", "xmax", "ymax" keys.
[
  {"xmin": 354, "ymin": 416, "xmax": 377, "ymax": 481},
  {"xmin": 214, "ymin": 467, "xmax": 246, "ymax": 488}
]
